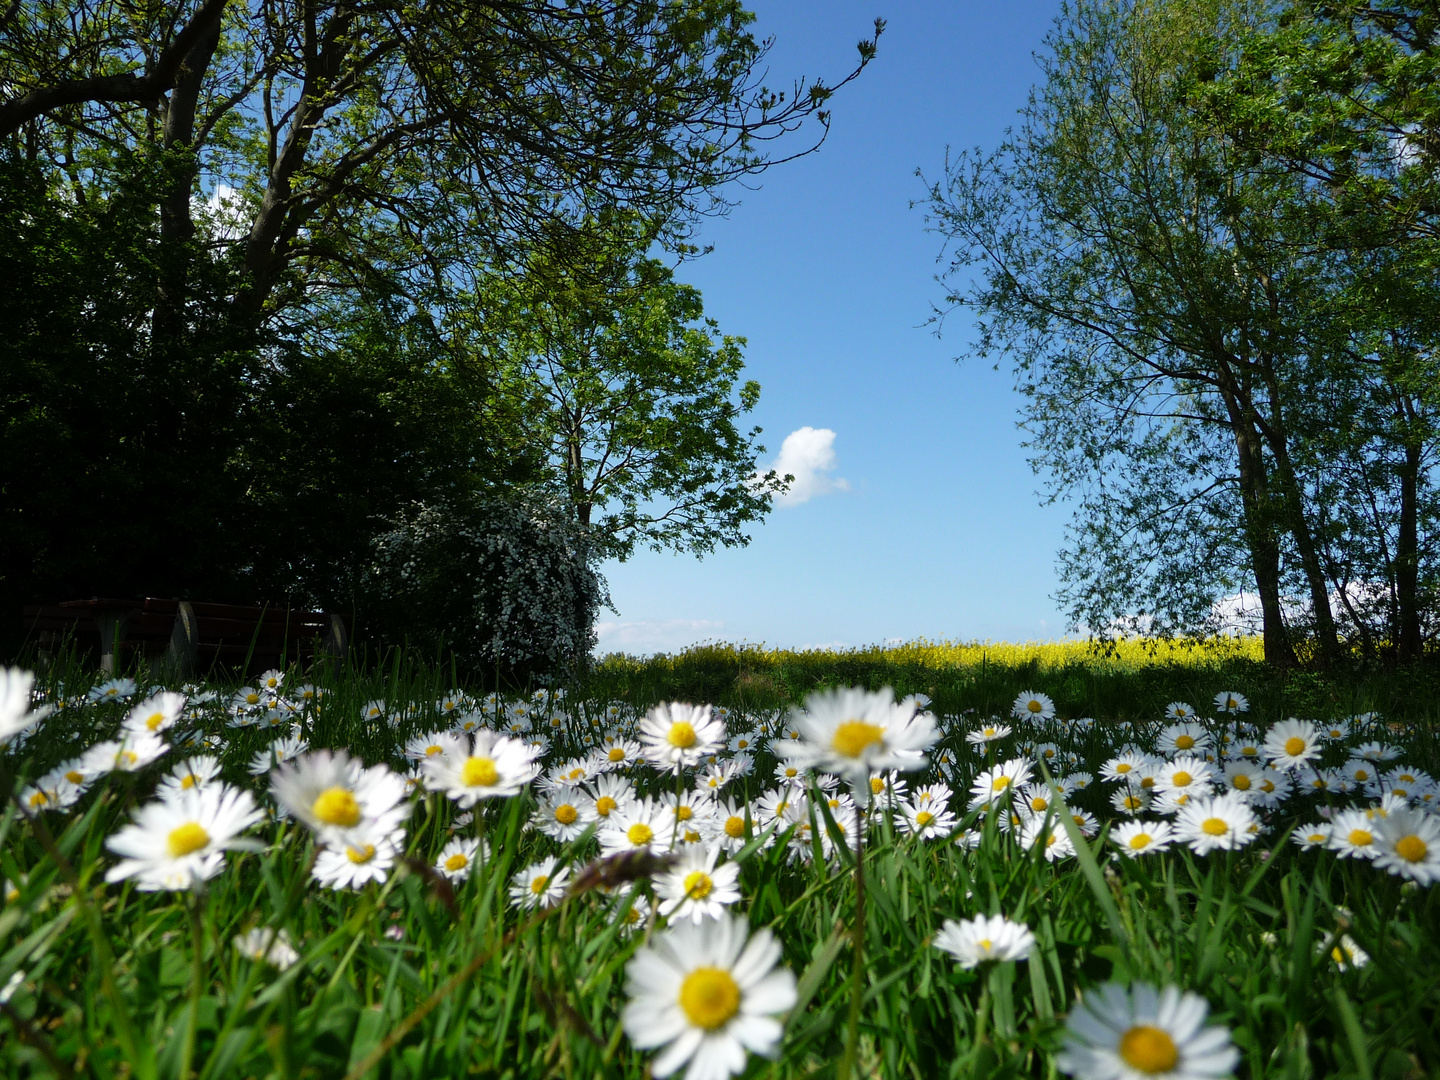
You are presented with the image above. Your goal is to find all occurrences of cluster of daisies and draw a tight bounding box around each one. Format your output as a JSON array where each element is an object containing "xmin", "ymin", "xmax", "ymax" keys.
[{"xmin": 3, "ymin": 666, "xmax": 1434, "ymax": 1080}]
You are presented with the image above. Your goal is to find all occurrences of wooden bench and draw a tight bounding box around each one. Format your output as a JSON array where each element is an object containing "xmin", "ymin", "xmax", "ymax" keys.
[{"xmin": 20, "ymin": 598, "xmax": 348, "ymax": 676}]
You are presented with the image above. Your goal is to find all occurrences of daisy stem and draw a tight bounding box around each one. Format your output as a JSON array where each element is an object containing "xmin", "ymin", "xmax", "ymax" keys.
[
  {"xmin": 838, "ymin": 814, "xmax": 866, "ymax": 1080},
  {"xmin": 179, "ymin": 892, "xmax": 205, "ymax": 1080}
]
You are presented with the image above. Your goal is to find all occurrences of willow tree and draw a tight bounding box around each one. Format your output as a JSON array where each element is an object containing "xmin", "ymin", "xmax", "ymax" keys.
[{"xmin": 924, "ymin": 0, "xmax": 1344, "ymax": 665}]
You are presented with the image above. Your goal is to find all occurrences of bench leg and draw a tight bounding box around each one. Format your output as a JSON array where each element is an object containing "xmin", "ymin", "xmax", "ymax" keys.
[
  {"xmin": 164, "ymin": 602, "xmax": 198, "ymax": 679},
  {"xmin": 95, "ymin": 614, "xmax": 131, "ymax": 675}
]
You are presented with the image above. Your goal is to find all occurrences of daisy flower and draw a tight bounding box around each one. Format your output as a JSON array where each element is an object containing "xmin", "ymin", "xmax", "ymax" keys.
[
  {"xmin": 599, "ymin": 736, "xmax": 643, "ymax": 769},
  {"xmin": 864, "ymin": 770, "xmax": 910, "ymax": 810},
  {"xmin": 728, "ymin": 730, "xmax": 760, "ymax": 754},
  {"xmin": 105, "ymin": 784, "xmax": 263, "ymax": 891},
  {"xmin": 82, "ymin": 733, "xmax": 168, "ymax": 775},
  {"xmin": 0, "ymin": 668, "xmax": 55, "ymax": 745},
  {"xmin": 88, "ymin": 677, "xmax": 138, "ymax": 704},
  {"xmin": 422, "ymin": 730, "xmax": 541, "ymax": 806},
  {"xmin": 1220, "ymin": 760, "xmax": 1266, "ymax": 799},
  {"xmin": 1101, "ymin": 752, "xmax": 1152, "ymax": 785},
  {"xmin": 1110, "ymin": 789, "xmax": 1151, "ymax": 816},
  {"xmin": 509, "ymin": 855, "xmax": 569, "ymax": 910},
  {"xmin": 234, "ymin": 928, "xmax": 299, "ymax": 970},
  {"xmin": 120, "ymin": 694, "xmax": 187, "ymax": 737},
  {"xmin": 1154, "ymin": 756, "xmax": 1213, "ymax": 797},
  {"xmin": 1174, "ymin": 792, "xmax": 1258, "ymax": 855},
  {"xmin": 1371, "ymin": 808, "xmax": 1440, "ymax": 883},
  {"xmin": 1328, "ymin": 810, "xmax": 1380, "ymax": 860},
  {"xmin": 897, "ymin": 798, "xmax": 958, "ymax": 839},
  {"xmin": 622, "ymin": 913, "xmax": 796, "ymax": 1080},
  {"xmin": 612, "ymin": 889, "xmax": 652, "ymax": 935},
  {"xmin": 640, "ymin": 703, "xmax": 727, "ymax": 774},
  {"xmin": 1011, "ymin": 691, "xmax": 1055, "ymax": 723},
  {"xmin": 1111, "ymin": 819, "xmax": 1175, "ymax": 857},
  {"xmin": 1291, "ymin": 823, "xmax": 1331, "ymax": 851},
  {"xmin": 270, "ymin": 750, "xmax": 409, "ymax": 846},
  {"xmin": 933, "ymin": 914, "xmax": 1034, "ymax": 968},
  {"xmin": 1158, "ymin": 722, "xmax": 1210, "ymax": 756},
  {"xmin": 248, "ymin": 735, "xmax": 308, "ymax": 777},
  {"xmin": 696, "ymin": 759, "xmax": 743, "ymax": 793},
  {"xmin": 773, "ymin": 687, "xmax": 935, "ymax": 802},
  {"xmin": 403, "ymin": 731, "xmax": 451, "ymax": 761},
  {"xmin": 599, "ymin": 799, "xmax": 677, "ymax": 858},
  {"xmin": 435, "ymin": 837, "xmax": 484, "ymax": 881},
  {"xmin": 1058, "ymin": 982, "xmax": 1238, "ymax": 1080},
  {"xmin": 655, "ymin": 844, "xmax": 742, "ymax": 923},
  {"xmin": 584, "ymin": 773, "xmax": 636, "ymax": 823},
  {"xmin": 1213, "ymin": 691, "xmax": 1248, "ymax": 715},
  {"xmin": 1324, "ymin": 934, "xmax": 1369, "ymax": 971},
  {"xmin": 966, "ymin": 721, "xmax": 1013, "ymax": 745},
  {"xmin": 1351, "ymin": 741, "xmax": 1401, "ymax": 763},
  {"xmin": 968, "ymin": 758, "xmax": 1034, "ymax": 810},
  {"xmin": 312, "ymin": 826, "xmax": 402, "ymax": 890},
  {"xmin": 710, "ymin": 800, "xmax": 754, "ymax": 853},
  {"xmin": 17, "ymin": 774, "xmax": 81, "ymax": 815},
  {"xmin": 1020, "ymin": 815, "xmax": 1075, "ymax": 861},
  {"xmin": 533, "ymin": 792, "xmax": 596, "ymax": 842},
  {"xmin": 1263, "ymin": 719, "xmax": 1322, "ymax": 770}
]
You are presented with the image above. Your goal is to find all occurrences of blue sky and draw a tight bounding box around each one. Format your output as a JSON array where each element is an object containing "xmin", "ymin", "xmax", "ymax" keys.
[{"xmin": 595, "ymin": 1, "xmax": 1071, "ymax": 655}]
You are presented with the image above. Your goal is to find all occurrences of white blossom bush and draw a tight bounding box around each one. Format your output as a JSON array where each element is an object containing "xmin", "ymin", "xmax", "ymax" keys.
[{"xmin": 361, "ymin": 494, "xmax": 609, "ymax": 673}]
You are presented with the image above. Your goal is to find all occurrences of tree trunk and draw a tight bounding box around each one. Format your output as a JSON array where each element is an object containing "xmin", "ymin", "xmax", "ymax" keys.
[
  {"xmin": 1230, "ymin": 409, "xmax": 1295, "ymax": 667},
  {"xmin": 1395, "ymin": 392, "xmax": 1423, "ymax": 661}
]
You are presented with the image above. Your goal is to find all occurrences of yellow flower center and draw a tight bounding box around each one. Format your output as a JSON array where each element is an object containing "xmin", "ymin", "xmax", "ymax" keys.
[
  {"xmin": 1354, "ymin": 769, "xmax": 1369, "ymax": 781},
  {"xmin": 991, "ymin": 775, "xmax": 1012, "ymax": 792},
  {"xmin": 1027, "ymin": 700, "xmax": 1043, "ymax": 713},
  {"xmin": 1175, "ymin": 735, "xmax": 1195, "ymax": 750},
  {"xmin": 1232, "ymin": 774, "xmax": 1251, "ymax": 790},
  {"xmin": 425, "ymin": 744, "xmax": 443, "ymax": 757},
  {"xmin": 604, "ymin": 747, "xmax": 624, "ymax": 761},
  {"xmin": 1116, "ymin": 763, "xmax": 1132, "ymax": 773},
  {"xmin": 312, "ymin": 787, "xmax": 361, "ymax": 827},
  {"xmin": 1030, "ymin": 797, "xmax": 1048, "ymax": 811},
  {"xmin": 784, "ymin": 766, "xmax": 799, "ymax": 778},
  {"xmin": 167, "ymin": 822, "xmax": 210, "ymax": 857},
  {"xmin": 1124, "ymin": 796, "xmax": 1142, "ymax": 810},
  {"xmin": 530, "ymin": 875, "xmax": 549, "ymax": 895},
  {"xmin": 870, "ymin": 777, "xmax": 885, "ymax": 794},
  {"xmin": 145, "ymin": 712, "xmax": 166, "ymax": 731},
  {"xmin": 1118, "ymin": 1024, "xmax": 1180, "ymax": 1074},
  {"xmin": 1395, "ymin": 835, "xmax": 1428, "ymax": 863},
  {"xmin": 1140, "ymin": 776, "xmax": 1156, "ymax": 789},
  {"xmin": 246, "ymin": 693, "xmax": 260, "ymax": 705},
  {"xmin": 1348, "ymin": 829, "xmax": 1373, "ymax": 847},
  {"xmin": 1171, "ymin": 771, "xmax": 1192, "ymax": 788},
  {"xmin": 831, "ymin": 721, "xmax": 885, "ymax": 758},
  {"xmin": 65, "ymin": 770, "xmax": 84, "ymax": 784},
  {"xmin": 347, "ymin": 844, "xmax": 376, "ymax": 864},
  {"xmin": 1201, "ymin": 818, "xmax": 1228, "ymax": 837},
  {"xmin": 676, "ymin": 806, "xmax": 694, "ymax": 821},
  {"xmin": 596, "ymin": 796, "xmax": 617, "ymax": 817},
  {"xmin": 28, "ymin": 791, "xmax": 48, "ymax": 807},
  {"xmin": 627, "ymin": 823, "xmax": 654, "ymax": 846},
  {"xmin": 724, "ymin": 816, "xmax": 745, "ymax": 838},
  {"xmin": 555, "ymin": 804, "xmax": 578, "ymax": 825},
  {"xmin": 445, "ymin": 853, "xmax": 469, "ymax": 872},
  {"xmin": 462, "ymin": 757, "xmax": 499, "ymax": 787},
  {"xmin": 1129, "ymin": 833, "xmax": 1152, "ymax": 850},
  {"xmin": 915, "ymin": 811, "xmax": 934, "ymax": 827},
  {"xmin": 667, "ymin": 722, "xmax": 697, "ymax": 749},
  {"xmin": 1284, "ymin": 736, "xmax": 1307, "ymax": 757},
  {"xmin": 678, "ymin": 967, "xmax": 741, "ymax": 1030},
  {"xmin": 683, "ymin": 871, "xmax": 714, "ymax": 899},
  {"xmin": 1260, "ymin": 779, "xmax": 1275, "ymax": 793}
]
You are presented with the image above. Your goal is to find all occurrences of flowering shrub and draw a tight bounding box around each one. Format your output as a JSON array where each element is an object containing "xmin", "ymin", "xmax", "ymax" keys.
[{"xmin": 361, "ymin": 493, "xmax": 609, "ymax": 673}]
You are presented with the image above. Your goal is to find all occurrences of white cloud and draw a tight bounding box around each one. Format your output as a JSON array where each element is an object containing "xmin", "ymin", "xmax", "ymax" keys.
[
  {"xmin": 594, "ymin": 619, "xmax": 725, "ymax": 656},
  {"xmin": 760, "ymin": 426, "xmax": 851, "ymax": 508}
]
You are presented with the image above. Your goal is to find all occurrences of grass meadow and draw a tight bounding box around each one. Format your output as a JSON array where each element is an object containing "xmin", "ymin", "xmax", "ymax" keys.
[{"xmin": 1, "ymin": 639, "xmax": 1438, "ymax": 1080}]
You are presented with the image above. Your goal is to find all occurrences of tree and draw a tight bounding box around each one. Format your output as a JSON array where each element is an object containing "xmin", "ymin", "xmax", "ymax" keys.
[
  {"xmin": 1194, "ymin": 0, "xmax": 1440, "ymax": 659},
  {"xmin": 469, "ymin": 224, "xmax": 784, "ymax": 561},
  {"xmin": 923, "ymin": 0, "xmax": 1351, "ymax": 665},
  {"xmin": 0, "ymin": 2, "xmax": 878, "ymax": 635}
]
